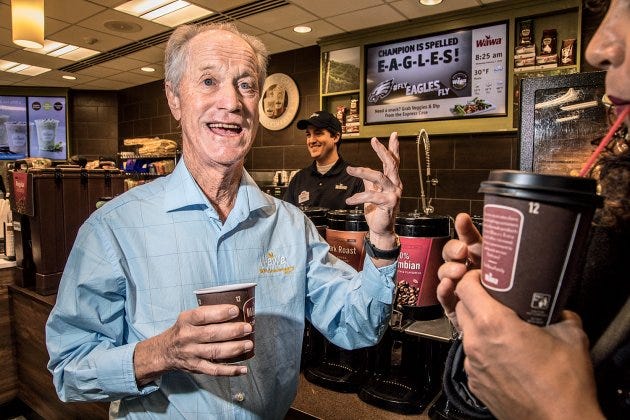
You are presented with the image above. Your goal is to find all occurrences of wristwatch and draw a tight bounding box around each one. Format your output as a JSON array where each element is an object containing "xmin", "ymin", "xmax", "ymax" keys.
[{"xmin": 364, "ymin": 232, "xmax": 401, "ymax": 260}]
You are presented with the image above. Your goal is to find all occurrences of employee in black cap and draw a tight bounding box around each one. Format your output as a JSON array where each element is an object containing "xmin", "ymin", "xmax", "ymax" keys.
[{"xmin": 283, "ymin": 110, "xmax": 364, "ymax": 209}]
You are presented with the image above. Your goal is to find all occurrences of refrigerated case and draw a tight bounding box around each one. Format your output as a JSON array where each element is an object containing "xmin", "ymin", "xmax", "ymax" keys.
[{"xmin": 519, "ymin": 71, "xmax": 609, "ymax": 175}]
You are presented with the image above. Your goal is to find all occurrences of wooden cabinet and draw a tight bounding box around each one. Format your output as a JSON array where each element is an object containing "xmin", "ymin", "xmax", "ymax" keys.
[{"xmin": 9, "ymin": 286, "xmax": 109, "ymax": 419}]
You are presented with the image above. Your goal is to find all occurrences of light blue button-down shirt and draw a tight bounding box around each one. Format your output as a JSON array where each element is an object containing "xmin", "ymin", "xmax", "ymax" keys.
[{"xmin": 46, "ymin": 159, "xmax": 396, "ymax": 419}]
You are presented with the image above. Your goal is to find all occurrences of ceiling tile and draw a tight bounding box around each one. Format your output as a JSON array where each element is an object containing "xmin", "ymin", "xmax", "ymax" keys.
[
  {"xmin": 240, "ymin": 5, "xmax": 317, "ymax": 33},
  {"xmin": 49, "ymin": 25, "xmax": 134, "ymax": 52},
  {"xmin": 0, "ymin": 71, "xmax": 30, "ymax": 84},
  {"xmin": 106, "ymin": 71, "xmax": 159, "ymax": 85},
  {"xmin": 232, "ymin": 21, "xmax": 265, "ymax": 37},
  {"xmin": 129, "ymin": 64, "xmax": 165, "ymax": 79},
  {"xmin": 272, "ymin": 20, "xmax": 345, "ymax": 47},
  {"xmin": 257, "ymin": 33, "xmax": 302, "ymax": 55},
  {"xmin": 289, "ymin": 0, "xmax": 386, "ymax": 19},
  {"xmin": 124, "ymin": 46, "xmax": 165, "ymax": 64},
  {"xmin": 76, "ymin": 78, "xmax": 134, "ymax": 90},
  {"xmin": 75, "ymin": 65, "xmax": 123, "ymax": 78},
  {"xmin": 44, "ymin": 0, "xmax": 106, "ymax": 24},
  {"xmin": 77, "ymin": 10, "xmax": 170, "ymax": 41},
  {"xmin": 326, "ymin": 5, "xmax": 406, "ymax": 32},
  {"xmin": 99, "ymin": 56, "xmax": 147, "ymax": 71},
  {"xmin": 188, "ymin": 0, "xmax": 254, "ymax": 13},
  {"xmin": 390, "ymin": 0, "xmax": 481, "ymax": 19}
]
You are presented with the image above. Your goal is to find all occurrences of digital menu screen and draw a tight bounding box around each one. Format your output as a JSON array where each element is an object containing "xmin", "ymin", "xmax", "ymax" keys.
[
  {"xmin": 364, "ymin": 22, "xmax": 508, "ymax": 124},
  {"xmin": 0, "ymin": 96, "xmax": 28, "ymax": 160},
  {"xmin": 28, "ymin": 96, "xmax": 68, "ymax": 160}
]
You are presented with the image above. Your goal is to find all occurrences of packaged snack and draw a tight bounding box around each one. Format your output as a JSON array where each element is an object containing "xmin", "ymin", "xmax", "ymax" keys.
[
  {"xmin": 518, "ymin": 19, "xmax": 534, "ymax": 46},
  {"xmin": 540, "ymin": 29, "xmax": 558, "ymax": 56},
  {"xmin": 560, "ymin": 38, "xmax": 576, "ymax": 66}
]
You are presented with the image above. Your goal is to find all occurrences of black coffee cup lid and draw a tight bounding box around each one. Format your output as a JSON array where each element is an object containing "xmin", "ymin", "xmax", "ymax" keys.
[{"xmin": 479, "ymin": 170, "xmax": 603, "ymax": 208}]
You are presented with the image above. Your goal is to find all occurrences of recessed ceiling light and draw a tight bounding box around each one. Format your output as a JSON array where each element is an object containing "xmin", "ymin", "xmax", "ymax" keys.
[
  {"xmin": 419, "ymin": 0, "xmax": 443, "ymax": 5},
  {"xmin": 62, "ymin": 75, "xmax": 77, "ymax": 80},
  {"xmin": 141, "ymin": 67, "xmax": 155, "ymax": 72},
  {"xmin": 294, "ymin": 26, "xmax": 312, "ymax": 34}
]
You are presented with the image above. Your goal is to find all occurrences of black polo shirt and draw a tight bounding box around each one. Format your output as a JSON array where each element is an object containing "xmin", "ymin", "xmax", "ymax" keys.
[{"xmin": 283, "ymin": 157, "xmax": 364, "ymax": 210}]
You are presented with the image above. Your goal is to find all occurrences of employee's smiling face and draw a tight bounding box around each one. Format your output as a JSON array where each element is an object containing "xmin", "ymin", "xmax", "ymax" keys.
[
  {"xmin": 305, "ymin": 126, "xmax": 339, "ymax": 165},
  {"xmin": 166, "ymin": 29, "xmax": 261, "ymax": 171}
]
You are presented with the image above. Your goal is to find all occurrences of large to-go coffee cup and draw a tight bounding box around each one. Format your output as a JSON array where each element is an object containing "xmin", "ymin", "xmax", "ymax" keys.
[
  {"xmin": 194, "ymin": 282, "xmax": 256, "ymax": 363},
  {"xmin": 478, "ymin": 170, "xmax": 602, "ymax": 326}
]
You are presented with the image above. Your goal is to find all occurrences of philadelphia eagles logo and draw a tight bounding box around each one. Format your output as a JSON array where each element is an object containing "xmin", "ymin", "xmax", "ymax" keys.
[{"xmin": 368, "ymin": 79, "xmax": 394, "ymax": 103}]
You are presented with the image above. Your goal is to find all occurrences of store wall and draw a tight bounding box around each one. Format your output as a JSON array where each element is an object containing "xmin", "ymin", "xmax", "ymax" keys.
[
  {"xmin": 69, "ymin": 91, "xmax": 119, "ymax": 160},
  {"xmin": 114, "ymin": 45, "xmax": 517, "ymax": 217}
]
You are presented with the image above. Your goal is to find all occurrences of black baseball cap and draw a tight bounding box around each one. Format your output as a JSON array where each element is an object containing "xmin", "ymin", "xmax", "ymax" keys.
[{"xmin": 297, "ymin": 110, "xmax": 342, "ymax": 134}]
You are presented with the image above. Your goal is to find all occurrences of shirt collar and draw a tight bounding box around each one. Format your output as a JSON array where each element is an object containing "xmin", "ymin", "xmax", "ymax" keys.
[
  {"xmin": 309, "ymin": 156, "xmax": 346, "ymax": 177},
  {"xmin": 164, "ymin": 158, "xmax": 274, "ymax": 219}
]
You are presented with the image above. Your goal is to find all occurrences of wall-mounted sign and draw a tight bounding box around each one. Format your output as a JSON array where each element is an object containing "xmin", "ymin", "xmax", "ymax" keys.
[
  {"xmin": 364, "ymin": 21, "xmax": 508, "ymax": 124},
  {"xmin": 258, "ymin": 73, "xmax": 299, "ymax": 131}
]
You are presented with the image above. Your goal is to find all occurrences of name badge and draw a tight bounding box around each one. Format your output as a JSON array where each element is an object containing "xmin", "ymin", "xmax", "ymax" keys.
[
  {"xmin": 335, "ymin": 183, "xmax": 348, "ymax": 190},
  {"xmin": 298, "ymin": 191, "xmax": 310, "ymax": 204}
]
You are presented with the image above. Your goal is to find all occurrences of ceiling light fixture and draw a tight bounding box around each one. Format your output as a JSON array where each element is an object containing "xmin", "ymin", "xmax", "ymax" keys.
[
  {"xmin": 293, "ymin": 26, "xmax": 312, "ymax": 34},
  {"xmin": 24, "ymin": 39, "xmax": 99, "ymax": 61},
  {"xmin": 419, "ymin": 0, "xmax": 443, "ymax": 5},
  {"xmin": 0, "ymin": 59, "xmax": 50, "ymax": 75},
  {"xmin": 116, "ymin": 0, "xmax": 213, "ymax": 27},
  {"xmin": 11, "ymin": 0, "xmax": 45, "ymax": 49},
  {"xmin": 62, "ymin": 75, "xmax": 76, "ymax": 80},
  {"xmin": 140, "ymin": 67, "xmax": 155, "ymax": 72}
]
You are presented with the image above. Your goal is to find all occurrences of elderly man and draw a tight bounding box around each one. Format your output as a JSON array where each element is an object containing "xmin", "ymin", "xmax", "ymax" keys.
[{"xmin": 46, "ymin": 22, "xmax": 402, "ymax": 419}]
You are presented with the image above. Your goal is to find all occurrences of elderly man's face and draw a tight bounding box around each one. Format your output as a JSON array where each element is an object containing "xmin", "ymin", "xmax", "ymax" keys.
[{"xmin": 166, "ymin": 29, "xmax": 261, "ymax": 170}]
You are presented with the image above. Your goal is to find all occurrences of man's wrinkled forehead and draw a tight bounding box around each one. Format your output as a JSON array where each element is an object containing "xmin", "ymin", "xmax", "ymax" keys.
[{"xmin": 189, "ymin": 29, "xmax": 258, "ymax": 67}]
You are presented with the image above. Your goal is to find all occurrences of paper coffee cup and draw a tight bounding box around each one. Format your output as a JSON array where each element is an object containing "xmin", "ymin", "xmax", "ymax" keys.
[
  {"xmin": 478, "ymin": 170, "xmax": 602, "ymax": 326},
  {"xmin": 194, "ymin": 282, "xmax": 256, "ymax": 363}
]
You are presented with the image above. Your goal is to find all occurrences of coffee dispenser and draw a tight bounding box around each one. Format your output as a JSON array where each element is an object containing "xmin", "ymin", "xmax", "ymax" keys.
[
  {"xmin": 304, "ymin": 209, "xmax": 374, "ymax": 392},
  {"xmin": 359, "ymin": 212, "xmax": 451, "ymax": 413}
]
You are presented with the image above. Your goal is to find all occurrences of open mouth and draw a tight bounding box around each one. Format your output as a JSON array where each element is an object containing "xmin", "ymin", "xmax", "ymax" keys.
[{"xmin": 207, "ymin": 123, "xmax": 243, "ymax": 134}]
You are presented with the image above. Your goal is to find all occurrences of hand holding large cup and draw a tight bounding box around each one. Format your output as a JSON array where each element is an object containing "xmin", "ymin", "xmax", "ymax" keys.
[
  {"xmin": 478, "ymin": 170, "xmax": 602, "ymax": 326},
  {"xmin": 194, "ymin": 283, "xmax": 256, "ymax": 363}
]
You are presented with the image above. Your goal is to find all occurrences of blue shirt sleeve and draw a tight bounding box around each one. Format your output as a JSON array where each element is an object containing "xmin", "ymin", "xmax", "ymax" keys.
[
  {"xmin": 304, "ymin": 223, "xmax": 396, "ymax": 350},
  {"xmin": 46, "ymin": 218, "xmax": 157, "ymax": 401}
]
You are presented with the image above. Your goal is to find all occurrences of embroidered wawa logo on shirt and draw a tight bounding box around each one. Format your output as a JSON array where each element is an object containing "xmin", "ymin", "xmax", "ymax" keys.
[
  {"xmin": 259, "ymin": 251, "xmax": 295, "ymax": 275},
  {"xmin": 335, "ymin": 183, "xmax": 348, "ymax": 190}
]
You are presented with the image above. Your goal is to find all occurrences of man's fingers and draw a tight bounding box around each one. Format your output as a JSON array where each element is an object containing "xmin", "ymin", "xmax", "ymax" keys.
[
  {"xmin": 188, "ymin": 305, "xmax": 239, "ymax": 326},
  {"xmin": 454, "ymin": 213, "xmax": 482, "ymax": 246}
]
